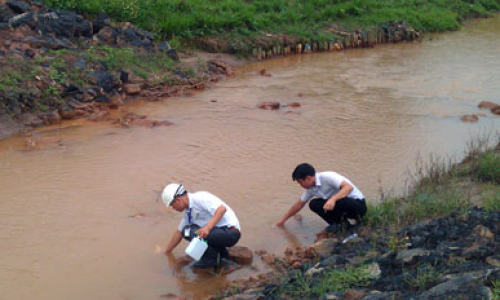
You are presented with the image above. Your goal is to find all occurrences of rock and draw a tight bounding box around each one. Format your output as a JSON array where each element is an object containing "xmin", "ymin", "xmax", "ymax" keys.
[
  {"xmin": 396, "ymin": 248, "xmax": 431, "ymax": 263},
  {"xmin": 8, "ymin": 11, "xmax": 33, "ymax": 27},
  {"xmin": 417, "ymin": 274, "xmax": 477, "ymax": 299},
  {"xmin": 478, "ymin": 101, "xmax": 499, "ymax": 110},
  {"xmin": 360, "ymin": 291, "xmax": 398, "ymax": 300},
  {"xmin": 107, "ymin": 90, "xmax": 124, "ymax": 108},
  {"xmin": 87, "ymin": 110, "xmax": 110, "ymax": 121},
  {"xmin": 19, "ymin": 113, "xmax": 43, "ymax": 127},
  {"xmin": 485, "ymin": 256, "xmax": 500, "ymax": 267},
  {"xmin": 305, "ymin": 264, "xmax": 324, "ymax": 276},
  {"xmin": 39, "ymin": 111, "xmax": 62, "ymax": 125},
  {"xmin": 259, "ymin": 69, "xmax": 271, "ymax": 77},
  {"xmin": 254, "ymin": 250, "xmax": 267, "ymax": 256},
  {"xmin": 24, "ymin": 135, "xmax": 63, "ymax": 150},
  {"xmin": 60, "ymin": 109, "xmax": 85, "ymax": 120},
  {"xmin": 291, "ymin": 260, "xmax": 302, "ymax": 268},
  {"xmin": 228, "ymin": 246, "xmax": 253, "ymax": 265},
  {"xmin": 471, "ymin": 225, "xmax": 494, "ymax": 239},
  {"xmin": 362, "ymin": 263, "xmax": 382, "ymax": 279},
  {"xmin": 24, "ymin": 35, "xmax": 76, "ymax": 50},
  {"xmin": 152, "ymin": 120, "xmax": 173, "ymax": 127},
  {"xmin": 286, "ymin": 102, "xmax": 301, "ymax": 108},
  {"xmin": 322, "ymin": 292, "xmax": 344, "ymax": 300},
  {"xmin": 167, "ymin": 48, "xmax": 178, "ymax": 61},
  {"xmin": 0, "ymin": 4, "xmax": 15, "ymax": 23},
  {"xmin": 344, "ymin": 289, "xmax": 367, "ymax": 300},
  {"xmin": 91, "ymin": 12, "xmax": 110, "ymax": 34},
  {"xmin": 460, "ymin": 114, "xmax": 478, "ymax": 123},
  {"xmin": 7, "ymin": 0, "xmax": 31, "ymax": 14},
  {"xmin": 306, "ymin": 238, "xmax": 338, "ymax": 258},
  {"xmin": 261, "ymin": 254, "xmax": 276, "ymax": 265},
  {"xmin": 157, "ymin": 41, "xmax": 171, "ymax": 52},
  {"xmin": 130, "ymin": 118, "xmax": 154, "ymax": 128},
  {"xmin": 89, "ymin": 70, "xmax": 118, "ymax": 93},
  {"xmin": 257, "ymin": 101, "xmax": 280, "ymax": 110},
  {"xmin": 94, "ymin": 25, "xmax": 116, "ymax": 42},
  {"xmin": 123, "ymin": 83, "xmax": 141, "ymax": 95}
]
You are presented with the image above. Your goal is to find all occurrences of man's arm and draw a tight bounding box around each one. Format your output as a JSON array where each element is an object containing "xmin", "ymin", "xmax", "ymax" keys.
[
  {"xmin": 275, "ymin": 200, "xmax": 307, "ymax": 226},
  {"xmin": 165, "ymin": 229, "xmax": 183, "ymax": 254},
  {"xmin": 196, "ymin": 205, "xmax": 226, "ymax": 238},
  {"xmin": 323, "ymin": 180, "xmax": 353, "ymax": 211}
]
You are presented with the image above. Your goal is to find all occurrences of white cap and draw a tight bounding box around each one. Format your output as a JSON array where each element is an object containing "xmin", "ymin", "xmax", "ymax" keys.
[{"xmin": 162, "ymin": 183, "xmax": 185, "ymax": 207}]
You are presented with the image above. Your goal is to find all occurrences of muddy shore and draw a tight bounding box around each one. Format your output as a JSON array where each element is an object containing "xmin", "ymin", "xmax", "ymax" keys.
[{"xmin": 0, "ymin": 0, "xmax": 424, "ymax": 141}]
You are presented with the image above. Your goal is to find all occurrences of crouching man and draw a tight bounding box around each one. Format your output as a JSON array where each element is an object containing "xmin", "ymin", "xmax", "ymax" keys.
[
  {"xmin": 276, "ymin": 163, "xmax": 367, "ymax": 233},
  {"xmin": 163, "ymin": 183, "xmax": 241, "ymax": 269}
]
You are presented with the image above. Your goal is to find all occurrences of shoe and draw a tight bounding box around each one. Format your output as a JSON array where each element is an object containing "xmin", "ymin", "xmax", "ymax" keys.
[
  {"xmin": 193, "ymin": 259, "xmax": 218, "ymax": 269},
  {"xmin": 325, "ymin": 223, "xmax": 340, "ymax": 233}
]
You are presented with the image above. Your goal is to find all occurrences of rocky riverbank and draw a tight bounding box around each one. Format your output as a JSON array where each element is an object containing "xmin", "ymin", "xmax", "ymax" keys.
[
  {"xmin": 0, "ymin": 0, "xmax": 238, "ymax": 140},
  {"xmin": 209, "ymin": 207, "xmax": 499, "ymax": 300},
  {"xmin": 0, "ymin": 0, "xmax": 427, "ymax": 141}
]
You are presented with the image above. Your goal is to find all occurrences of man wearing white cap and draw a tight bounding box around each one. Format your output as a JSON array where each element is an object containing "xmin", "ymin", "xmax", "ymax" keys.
[{"xmin": 163, "ymin": 183, "xmax": 241, "ymax": 269}]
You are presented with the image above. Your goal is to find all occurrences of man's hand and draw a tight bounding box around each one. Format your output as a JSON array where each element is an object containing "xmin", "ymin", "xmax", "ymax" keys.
[
  {"xmin": 196, "ymin": 226, "xmax": 211, "ymax": 238},
  {"xmin": 275, "ymin": 220, "xmax": 285, "ymax": 226},
  {"xmin": 323, "ymin": 199, "xmax": 336, "ymax": 211}
]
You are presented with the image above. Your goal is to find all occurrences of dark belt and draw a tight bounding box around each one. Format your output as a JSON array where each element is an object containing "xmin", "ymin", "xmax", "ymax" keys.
[{"xmin": 228, "ymin": 226, "xmax": 241, "ymax": 235}]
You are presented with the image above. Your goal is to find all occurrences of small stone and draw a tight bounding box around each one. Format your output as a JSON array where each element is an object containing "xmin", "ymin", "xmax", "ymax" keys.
[
  {"xmin": 471, "ymin": 225, "xmax": 494, "ymax": 239},
  {"xmin": 485, "ymin": 256, "xmax": 500, "ymax": 267},
  {"xmin": 123, "ymin": 83, "xmax": 141, "ymax": 95},
  {"xmin": 345, "ymin": 290, "xmax": 367, "ymax": 300},
  {"xmin": 257, "ymin": 101, "xmax": 280, "ymax": 110},
  {"xmin": 460, "ymin": 114, "xmax": 478, "ymax": 123},
  {"xmin": 478, "ymin": 101, "xmax": 499, "ymax": 110}
]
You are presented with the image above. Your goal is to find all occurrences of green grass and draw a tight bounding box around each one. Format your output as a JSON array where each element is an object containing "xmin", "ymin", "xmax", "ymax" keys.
[
  {"xmin": 492, "ymin": 280, "xmax": 500, "ymax": 300},
  {"xmin": 482, "ymin": 186, "xmax": 500, "ymax": 212},
  {"xmin": 40, "ymin": 0, "xmax": 500, "ymax": 44},
  {"xmin": 476, "ymin": 149, "xmax": 499, "ymax": 183},
  {"xmin": 364, "ymin": 138, "xmax": 499, "ymax": 229},
  {"xmin": 403, "ymin": 264, "xmax": 442, "ymax": 292},
  {"xmin": 277, "ymin": 263, "xmax": 376, "ymax": 297}
]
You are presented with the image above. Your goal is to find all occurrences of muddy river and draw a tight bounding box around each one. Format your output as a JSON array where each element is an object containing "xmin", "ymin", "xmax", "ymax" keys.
[{"xmin": 0, "ymin": 17, "xmax": 499, "ymax": 300}]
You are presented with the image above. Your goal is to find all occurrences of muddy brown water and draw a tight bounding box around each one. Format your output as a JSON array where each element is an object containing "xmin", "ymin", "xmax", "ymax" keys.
[{"xmin": 1, "ymin": 17, "xmax": 499, "ymax": 300}]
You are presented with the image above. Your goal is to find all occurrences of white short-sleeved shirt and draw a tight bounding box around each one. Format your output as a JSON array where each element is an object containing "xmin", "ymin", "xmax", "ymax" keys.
[
  {"xmin": 300, "ymin": 172, "xmax": 365, "ymax": 202},
  {"xmin": 177, "ymin": 191, "xmax": 241, "ymax": 231}
]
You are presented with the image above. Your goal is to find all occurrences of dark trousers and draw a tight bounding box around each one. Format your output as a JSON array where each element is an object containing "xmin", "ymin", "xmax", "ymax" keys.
[
  {"xmin": 309, "ymin": 197, "xmax": 367, "ymax": 225},
  {"xmin": 182, "ymin": 224, "xmax": 240, "ymax": 262}
]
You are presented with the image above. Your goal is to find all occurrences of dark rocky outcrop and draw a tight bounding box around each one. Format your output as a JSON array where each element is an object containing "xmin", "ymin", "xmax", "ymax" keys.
[{"xmin": 213, "ymin": 208, "xmax": 499, "ymax": 300}]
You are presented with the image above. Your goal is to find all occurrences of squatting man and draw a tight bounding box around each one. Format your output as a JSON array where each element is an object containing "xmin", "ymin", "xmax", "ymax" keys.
[
  {"xmin": 276, "ymin": 163, "xmax": 367, "ymax": 233},
  {"xmin": 163, "ymin": 183, "xmax": 241, "ymax": 269}
]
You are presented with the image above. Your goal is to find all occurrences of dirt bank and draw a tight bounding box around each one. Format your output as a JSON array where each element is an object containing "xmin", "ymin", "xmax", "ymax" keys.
[{"xmin": 0, "ymin": 1, "xmax": 422, "ymax": 141}]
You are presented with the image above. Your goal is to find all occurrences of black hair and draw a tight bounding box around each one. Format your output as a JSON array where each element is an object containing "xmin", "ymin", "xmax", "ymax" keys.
[{"xmin": 292, "ymin": 163, "xmax": 315, "ymax": 181}]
